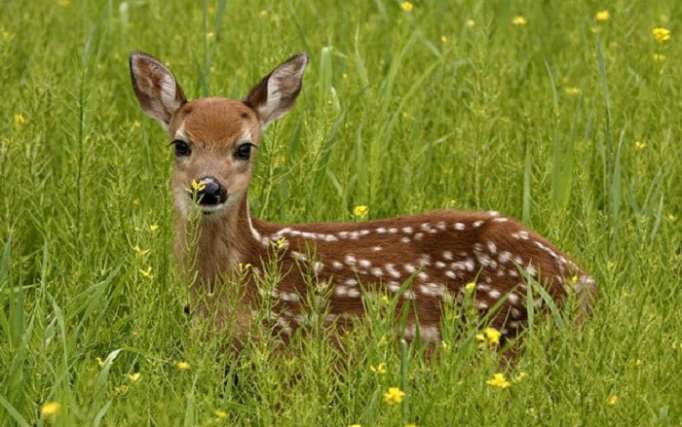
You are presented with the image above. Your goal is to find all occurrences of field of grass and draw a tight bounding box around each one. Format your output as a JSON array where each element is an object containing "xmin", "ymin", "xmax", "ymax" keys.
[{"xmin": 1, "ymin": 0, "xmax": 681, "ymax": 425}]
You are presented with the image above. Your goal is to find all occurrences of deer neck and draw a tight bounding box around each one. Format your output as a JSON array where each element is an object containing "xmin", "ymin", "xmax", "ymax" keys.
[{"xmin": 175, "ymin": 193, "xmax": 262, "ymax": 288}]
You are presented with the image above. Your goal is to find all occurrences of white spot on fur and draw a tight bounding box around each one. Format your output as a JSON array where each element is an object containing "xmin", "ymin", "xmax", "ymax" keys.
[
  {"xmin": 402, "ymin": 290, "xmax": 416, "ymax": 300},
  {"xmin": 498, "ymin": 251, "xmax": 512, "ymax": 263},
  {"xmin": 386, "ymin": 264, "xmax": 401, "ymax": 278},
  {"xmin": 280, "ymin": 292, "xmax": 299, "ymax": 302},
  {"xmin": 420, "ymin": 283, "xmax": 446, "ymax": 297},
  {"xmin": 276, "ymin": 317, "xmax": 292, "ymax": 335},
  {"xmin": 291, "ymin": 251, "xmax": 307, "ymax": 262}
]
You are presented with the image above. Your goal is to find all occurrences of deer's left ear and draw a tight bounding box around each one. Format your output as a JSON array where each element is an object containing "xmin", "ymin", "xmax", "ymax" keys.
[{"xmin": 244, "ymin": 53, "xmax": 308, "ymax": 128}]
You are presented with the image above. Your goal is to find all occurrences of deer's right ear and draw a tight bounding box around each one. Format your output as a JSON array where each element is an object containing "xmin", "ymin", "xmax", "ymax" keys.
[{"xmin": 129, "ymin": 51, "xmax": 187, "ymax": 129}]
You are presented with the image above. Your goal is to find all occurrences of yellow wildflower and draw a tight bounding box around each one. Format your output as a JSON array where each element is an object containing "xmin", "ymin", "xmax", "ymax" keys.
[
  {"xmin": 274, "ymin": 237, "xmax": 289, "ymax": 251},
  {"xmin": 1, "ymin": 31, "xmax": 15, "ymax": 42},
  {"xmin": 635, "ymin": 359, "xmax": 642, "ymax": 366},
  {"xmin": 652, "ymin": 27, "xmax": 671, "ymax": 43},
  {"xmin": 653, "ymin": 53, "xmax": 666, "ymax": 63},
  {"xmin": 139, "ymin": 266, "xmax": 153, "ymax": 280},
  {"xmin": 466, "ymin": 19, "xmax": 475, "ymax": 28},
  {"xmin": 666, "ymin": 213, "xmax": 676, "ymax": 222},
  {"xmin": 464, "ymin": 282, "xmax": 476, "ymax": 292},
  {"xmin": 512, "ymin": 16, "xmax": 527, "ymax": 26},
  {"xmin": 128, "ymin": 372, "xmax": 142, "ymax": 382},
  {"xmin": 441, "ymin": 340, "xmax": 449, "ymax": 351},
  {"xmin": 607, "ymin": 394, "xmax": 619, "ymax": 406},
  {"xmin": 477, "ymin": 327, "xmax": 501, "ymax": 346},
  {"xmin": 41, "ymin": 401, "xmax": 61, "ymax": 418},
  {"xmin": 238, "ymin": 262, "xmax": 252, "ymax": 273},
  {"xmin": 405, "ymin": 424, "xmax": 418, "ymax": 427},
  {"xmin": 383, "ymin": 387, "xmax": 406, "ymax": 405},
  {"xmin": 14, "ymin": 114, "xmax": 26, "ymax": 126},
  {"xmin": 214, "ymin": 409, "xmax": 228, "ymax": 419},
  {"xmin": 486, "ymin": 373, "xmax": 511, "ymax": 388},
  {"xmin": 370, "ymin": 362, "xmax": 386, "ymax": 375},
  {"xmin": 175, "ymin": 361, "xmax": 191, "ymax": 371},
  {"xmin": 440, "ymin": 35, "xmax": 448, "ymax": 44},
  {"xmin": 634, "ymin": 141, "xmax": 646, "ymax": 151},
  {"xmin": 206, "ymin": 32, "xmax": 215, "ymax": 41},
  {"xmin": 131, "ymin": 120, "xmax": 141, "ymax": 129},
  {"xmin": 348, "ymin": 424, "xmax": 362, "ymax": 427},
  {"xmin": 353, "ymin": 205, "xmax": 368, "ymax": 219},
  {"xmin": 400, "ymin": 1, "xmax": 414, "ymax": 12},
  {"xmin": 149, "ymin": 223, "xmax": 159, "ymax": 232},
  {"xmin": 132, "ymin": 245, "xmax": 150, "ymax": 256},
  {"xmin": 96, "ymin": 357, "xmax": 105, "ymax": 367},
  {"xmin": 564, "ymin": 87, "xmax": 581, "ymax": 96},
  {"xmin": 190, "ymin": 179, "xmax": 206, "ymax": 193},
  {"xmin": 595, "ymin": 10, "xmax": 609, "ymax": 22}
]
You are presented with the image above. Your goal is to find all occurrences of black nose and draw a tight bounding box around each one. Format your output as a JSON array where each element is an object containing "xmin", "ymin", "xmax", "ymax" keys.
[{"xmin": 193, "ymin": 176, "xmax": 227, "ymax": 205}]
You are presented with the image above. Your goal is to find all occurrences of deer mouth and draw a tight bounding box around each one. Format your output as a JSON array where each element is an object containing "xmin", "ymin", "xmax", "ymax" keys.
[{"xmin": 198, "ymin": 201, "xmax": 228, "ymax": 216}]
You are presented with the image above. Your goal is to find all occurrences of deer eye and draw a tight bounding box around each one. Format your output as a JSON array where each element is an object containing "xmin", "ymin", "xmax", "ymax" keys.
[
  {"xmin": 235, "ymin": 143, "xmax": 254, "ymax": 160},
  {"xmin": 172, "ymin": 140, "xmax": 191, "ymax": 157}
]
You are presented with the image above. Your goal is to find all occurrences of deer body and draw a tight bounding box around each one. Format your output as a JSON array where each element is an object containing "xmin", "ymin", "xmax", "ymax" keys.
[{"xmin": 130, "ymin": 51, "xmax": 596, "ymax": 345}]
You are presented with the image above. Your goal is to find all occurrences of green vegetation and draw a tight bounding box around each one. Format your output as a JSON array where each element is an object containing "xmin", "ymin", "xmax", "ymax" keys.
[{"xmin": 1, "ymin": 1, "xmax": 680, "ymax": 425}]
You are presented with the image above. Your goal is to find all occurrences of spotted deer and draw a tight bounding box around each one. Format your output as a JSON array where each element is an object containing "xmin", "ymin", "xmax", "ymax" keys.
[{"xmin": 129, "ymin": 51, "xmax": 596, "ymax": 345}]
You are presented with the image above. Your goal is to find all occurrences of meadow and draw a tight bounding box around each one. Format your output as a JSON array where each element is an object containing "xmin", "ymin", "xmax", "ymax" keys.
[{"xmin": 1, "ymin": 0, "xmax": 681, "ymax": 425}]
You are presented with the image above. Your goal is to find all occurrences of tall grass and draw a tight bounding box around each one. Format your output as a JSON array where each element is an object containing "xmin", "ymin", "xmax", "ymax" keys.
[{"xmin": 0, "ymin": 0, "xmax": 680, "ymax": 425}]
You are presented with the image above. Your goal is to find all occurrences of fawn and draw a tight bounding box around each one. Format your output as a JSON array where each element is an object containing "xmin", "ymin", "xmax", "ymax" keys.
[{"xmin": 129, "ymin": 51, "xmax": 596, "ymax": 345}]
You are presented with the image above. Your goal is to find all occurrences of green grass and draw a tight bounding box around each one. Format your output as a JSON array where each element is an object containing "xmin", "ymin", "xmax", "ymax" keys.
[{"xmin": 1, "ymin": 0, "xmax": 681, "ymax": 425}]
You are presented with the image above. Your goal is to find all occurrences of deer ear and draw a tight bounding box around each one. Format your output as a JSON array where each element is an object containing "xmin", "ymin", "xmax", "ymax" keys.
[
  {"xmin": 244, "ymin": 53, "xmax": 308, "ymax": 128},
  {"xmin": 129, "ymin": 51, "xmax": 187, "ymax": 129}
]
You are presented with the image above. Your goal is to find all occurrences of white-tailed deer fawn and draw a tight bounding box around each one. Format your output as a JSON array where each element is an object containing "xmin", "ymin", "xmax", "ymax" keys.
[{"xmin": 129, "ymin": 51, "xmax": 596, "ymax": 345}]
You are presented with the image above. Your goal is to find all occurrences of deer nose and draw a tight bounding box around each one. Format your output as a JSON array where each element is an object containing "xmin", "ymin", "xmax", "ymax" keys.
[{"xmin": 193, "ymin": 176, "xmax": 227, "ymax": 206}]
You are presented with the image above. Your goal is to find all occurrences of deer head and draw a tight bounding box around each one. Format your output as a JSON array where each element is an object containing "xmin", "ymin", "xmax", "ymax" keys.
[{"xmin": 129, "ymin": 51, "xmax": 308, "ymax": 219}]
